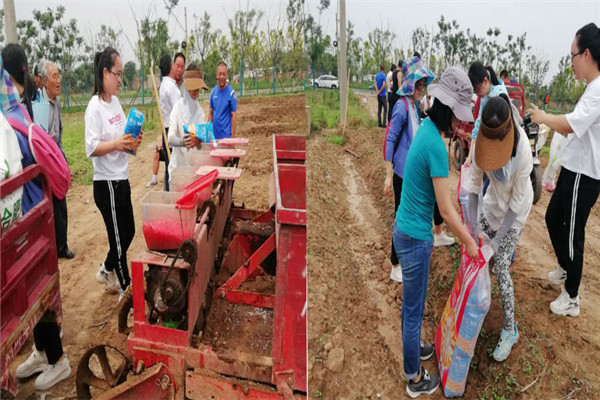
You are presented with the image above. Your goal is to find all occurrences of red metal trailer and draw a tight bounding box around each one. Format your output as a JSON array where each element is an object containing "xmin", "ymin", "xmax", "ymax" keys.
[
  {"xmin": 76, "ymin": 134, "xmax": 306, "ymax": 400},
  {"xmin": 1, "ymin": 165, "xmax": 62, "ymax": 398}
]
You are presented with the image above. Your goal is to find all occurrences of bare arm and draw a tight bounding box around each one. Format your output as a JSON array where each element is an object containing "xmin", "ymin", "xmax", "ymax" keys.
[
  {"xmin": 231, "ymin": 111, "xmax": 237, "ymax": 137},
  {"xmin": 526, "ymin": 104, "xmax": 572, "ymax": 134},
  {"xmin": 433, "ymin": 177, "xmax": 479, "ymax": 258},
  {"xmin": 208, "ymin": 108, "xmax": 213, "ymax": 122},
  {"xmin": 384, "ymin": 161, "xmax": 393, "ymax": 196}
]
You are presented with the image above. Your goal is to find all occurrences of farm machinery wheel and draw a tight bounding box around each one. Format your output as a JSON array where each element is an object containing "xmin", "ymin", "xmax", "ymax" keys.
[{"xmin": 76, "ymin": 345, "xmax": 132, "ymax": 399}]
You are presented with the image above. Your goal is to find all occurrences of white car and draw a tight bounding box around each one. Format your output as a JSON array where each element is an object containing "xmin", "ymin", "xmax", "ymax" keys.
[{"xmin": 315, "ymin": 75, "xmax": 338, "ymax": 89}]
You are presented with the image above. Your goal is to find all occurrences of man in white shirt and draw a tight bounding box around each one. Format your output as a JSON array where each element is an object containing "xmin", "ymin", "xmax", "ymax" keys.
[{"xmin": 147, "ymin": 53, "xmax": 185, "ymax": 190}]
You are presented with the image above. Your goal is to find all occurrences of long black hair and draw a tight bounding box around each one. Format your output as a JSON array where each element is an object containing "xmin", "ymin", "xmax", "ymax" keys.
[
  {"xmin": 1, "ymin": 43, "xmax": 38, "ymax": 118},
  {"xmin": 93, "ymin": 47, "xmax": 120, "ymax": 97},
  {"xmin": 481, "ymin": 94, "xmax": 520, "ymax": 158},
  {"xmin": 159, "ymin": 54, "xmax": 172, "ymax": 77},
  {"xmin": 428, "ymin": 97, "xmax": 454, "ymax": 137},
  {"xmin": 575, "ymin": 22, "xmax": 600, "ymax": 69},
  {"xmin": 468, "ymin": 61, "xmax": 500, "ymax": 91}
]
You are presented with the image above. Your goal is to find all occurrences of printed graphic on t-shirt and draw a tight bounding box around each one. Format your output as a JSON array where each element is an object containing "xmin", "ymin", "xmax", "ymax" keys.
[{"xmin": 109, "ymin": 113, "xmax": 123, "ymax": 126}]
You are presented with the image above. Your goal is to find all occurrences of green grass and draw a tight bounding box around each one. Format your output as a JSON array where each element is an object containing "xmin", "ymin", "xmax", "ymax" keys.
[
  {"xmin": 306, "ymin": 89, "xmax": 377, "ymax": 132},
  {"xmin": 62, "ymin": 103, "xmax": 161, "ymax": 185}
]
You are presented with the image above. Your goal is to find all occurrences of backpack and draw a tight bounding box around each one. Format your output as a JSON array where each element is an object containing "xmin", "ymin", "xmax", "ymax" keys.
[
  {"xmin": 383, "ymin": 97, "xmax": 411, "ymax": 160},
  {"xmin": 5, "ymin": 104, "xmax": 71, "ymax": 200}
]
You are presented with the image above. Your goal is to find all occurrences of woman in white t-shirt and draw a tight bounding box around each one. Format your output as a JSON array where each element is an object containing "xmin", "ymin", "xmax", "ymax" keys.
[
  {"xmin": 469, "ymin": 95, "xmax": 533, "ymax": 363},
  {"xmin": 84, "ymin": 47, "xmax": 142, "ymax": 300},
  {"xmin": 167, "ymin": 64, "xmax": 209, "ymax": 187},
  {"xmin": 528, "ymin": 23, "xmax": 600, "ymax": 318}
]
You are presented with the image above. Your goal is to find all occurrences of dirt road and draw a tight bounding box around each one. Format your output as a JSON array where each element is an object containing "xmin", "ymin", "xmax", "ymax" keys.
[
  {"xmin": 308, "ymin": 94, "xmax": 600, "ymax": 399},
  {"xmin": 10, "ymin": 94, "xmax": 305, "ymax": 399}
]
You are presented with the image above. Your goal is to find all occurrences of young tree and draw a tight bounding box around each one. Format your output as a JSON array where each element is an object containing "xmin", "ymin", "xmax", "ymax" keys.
[
  {"xmin": 367, "ymin": 24, "xmax": 396, "ymax": 70},
  {"xmin": 410, "ymin": 27, "xmax": 431, "ymax": 63},
  {"xmin": 265, "ymin": 12, "xmax": 285, "ymax": 91},
  {"xmin": 191, "ymin": 11, "xmax": 218, "ymax": 67},
  {"xmin": 527, "ymin": 50, "xmax": 550, "ymax": 103},
  {"xmin": 123, "ymin": 61, "xmax": 137, "ymax": 87},
  {"xmin": 228, "ymin": 3, "xmax": 264, "ymax": 93},
  {"xmin": 16, "ymin": 6, "xmax": 86, "ymax": 90},
  {"xmin": 89, "ymin": 24, "xmax": 122, "ymax": 54}
]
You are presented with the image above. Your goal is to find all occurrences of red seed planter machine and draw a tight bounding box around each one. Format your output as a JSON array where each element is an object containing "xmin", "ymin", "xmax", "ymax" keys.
[{"xmin": 75, "ymin": 135, "xmax": 306, "ymax": 400}]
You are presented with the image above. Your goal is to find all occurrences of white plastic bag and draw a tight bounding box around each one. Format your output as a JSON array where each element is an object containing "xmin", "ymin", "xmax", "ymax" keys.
[
  {"xmin": 542, "ymin": 133, "xmax": 567, "ymax": 192},
  {"xmin": 0, "ymin": 113, "xmax": 24, "ymax": 231},
  {"xmin": 458, "ymin": 165, "xmax": 472, "ymax": 225}
]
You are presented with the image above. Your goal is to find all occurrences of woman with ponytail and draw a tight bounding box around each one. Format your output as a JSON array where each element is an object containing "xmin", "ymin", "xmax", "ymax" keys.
[
  {"xmin": 84, "ymin": 47, "xmax": 142, "ymax": 300},
  {"xmin": 465, "ymin": 62, "xmax": 508, "ymax": 167},
  {"xmin": 1, "ymin": 43, "xmax": 39, "ymax": 119},
  {"xmin": 527, "ymin": 22, "xmax": 600, "ymax": 318}
]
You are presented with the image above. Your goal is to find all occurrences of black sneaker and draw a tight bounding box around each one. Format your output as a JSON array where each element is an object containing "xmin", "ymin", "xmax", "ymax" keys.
[
  {"xmin": 420, "ymin": 342, "xmax": 434, "ymax": 360},
  {"xmin": 406, "ymin": 367, "xmax": 440, "ymax": 398}
]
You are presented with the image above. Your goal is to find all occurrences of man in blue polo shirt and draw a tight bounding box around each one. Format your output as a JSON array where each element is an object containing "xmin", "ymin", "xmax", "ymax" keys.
[
  {"xmin": 209, "ymin": 62, "xmax": 238, "ymax": 139},
  {"xmin": 375, "ymin": 63, "xmax": 387, "ymax": 128}
]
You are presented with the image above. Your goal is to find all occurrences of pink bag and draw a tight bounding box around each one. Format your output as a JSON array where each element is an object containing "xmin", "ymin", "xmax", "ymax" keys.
[{"xmin": 5, "ymin": 105, "xmax": 71, "ymax": 200}]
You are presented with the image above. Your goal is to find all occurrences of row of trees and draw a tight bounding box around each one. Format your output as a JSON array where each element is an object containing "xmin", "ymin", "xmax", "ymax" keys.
[
  {"xmin": 305, "ymin": 10, "xmax": 584, "ymax": 108},
  {"xmin": 3, "ymin": 1, "xmax": 310, "ymax": 98}
]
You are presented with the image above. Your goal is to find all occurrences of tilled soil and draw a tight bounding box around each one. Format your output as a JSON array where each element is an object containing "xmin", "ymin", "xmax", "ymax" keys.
[
  {"xmin": 307, "ymin": 93, "xmax": 600, "ymax": 399},
  {"xmin": 9, "ymin": 93, "xmax": 305, "ymax": 399}
]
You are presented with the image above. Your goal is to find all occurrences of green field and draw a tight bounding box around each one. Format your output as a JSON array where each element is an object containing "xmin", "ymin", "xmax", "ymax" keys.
[{"xmin": 306, "ymin": 89, "xmax": 377, "ymax": 134}]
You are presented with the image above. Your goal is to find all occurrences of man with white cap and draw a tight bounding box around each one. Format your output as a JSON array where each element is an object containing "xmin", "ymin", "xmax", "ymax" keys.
[{"xmin": 392, "ymin": 66, "xmax": 479, "ymax": 398}]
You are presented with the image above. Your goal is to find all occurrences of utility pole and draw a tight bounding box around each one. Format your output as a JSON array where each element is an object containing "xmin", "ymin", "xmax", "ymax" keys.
[
  {"xmin": 4, "ymin": 0, "xmax": 18, "ymax": 44},
  {"xmin": 184, "ymin": 7, "xmax": 189, "ymax": 62},
  {"xmin": 339, "ymin": 0, "xmax": 347, "ymax": 127}
]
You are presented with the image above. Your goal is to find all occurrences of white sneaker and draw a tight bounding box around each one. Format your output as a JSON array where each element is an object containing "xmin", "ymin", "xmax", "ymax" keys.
[
  {"xmin": 390, "ymin": 264, "xmax": 403, "ymax": 283},
  {"xmin": 550, "ymin": 289, "xmax": 580, "ymax": 317},
  {"xmin": 16, "ymin": 349, "xmax": 48, "ymax": 378},
  {"xmin": 433, "ymin": 232, "xmax": 455, "ymax": 247},
  {"xmin": 548, "ymin": 264, "xmax": 567, "ymax": 285},
  {"xmin": 96, "ymin": 263, "xmax": 120, "ymax": 294},
  {"xmin": 34, "ymin": 355, "xmax": 71, "ymax": 390}
]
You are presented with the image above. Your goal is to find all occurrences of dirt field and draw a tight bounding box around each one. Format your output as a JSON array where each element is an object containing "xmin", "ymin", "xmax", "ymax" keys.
[
  {"xmin": 307, "ymin": 94, "xmax": 600, "ymax": 399},
  {"xmin": 9, "ymin": 93, "xmax": 305, "ymax": 399}
]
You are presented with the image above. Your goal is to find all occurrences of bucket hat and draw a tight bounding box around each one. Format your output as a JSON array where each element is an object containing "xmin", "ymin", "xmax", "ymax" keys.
[
  {"xmin": 183, "ymin": 70, "xmax": 209, "ymax": 91},
  {"xmin": 398, "ymin": 56, "xmax": 435, "ymax": 97},
  {"xmin": 475, "ymin": 100, "xmax": 515, "ymax": 171},
  {"xmin": 428, "ymin": 67, "xmax": 474, "ymax": 123}
]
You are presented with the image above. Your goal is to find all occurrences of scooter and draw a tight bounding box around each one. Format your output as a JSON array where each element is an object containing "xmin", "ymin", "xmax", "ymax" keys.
[{"xmin": 523, "ymin": 114, "xmax": 549, "ymax": 204}]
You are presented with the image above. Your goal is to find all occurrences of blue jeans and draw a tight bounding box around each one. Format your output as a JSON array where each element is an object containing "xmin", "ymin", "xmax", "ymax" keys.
[{"xmin": 393, "ymin": 224, "xmax": 433, "ymax": 380}]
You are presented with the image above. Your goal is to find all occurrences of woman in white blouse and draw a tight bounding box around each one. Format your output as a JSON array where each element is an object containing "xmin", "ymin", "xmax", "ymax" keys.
[
  {"xmin": 528, "ymin": 22, "xmax": 600, "ymax": 318},
  {"xmin": 167, "ymin": 65, "xmax": 209, "ymax": 188}
]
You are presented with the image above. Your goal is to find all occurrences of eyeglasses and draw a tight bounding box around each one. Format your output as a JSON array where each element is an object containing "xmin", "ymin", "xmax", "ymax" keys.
[
  {"xmin": 108, "ymin": 70, "xmax": 123, "ymax": 81},
  {"xmin": 571, "ymin": 49, "xmax": 585, "ymax": 61}
]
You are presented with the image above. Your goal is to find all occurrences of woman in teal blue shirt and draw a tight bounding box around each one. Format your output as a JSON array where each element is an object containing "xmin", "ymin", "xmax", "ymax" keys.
[{"xmin": 393, "ymin": 67, "xmax": 479, "ymax": 398}]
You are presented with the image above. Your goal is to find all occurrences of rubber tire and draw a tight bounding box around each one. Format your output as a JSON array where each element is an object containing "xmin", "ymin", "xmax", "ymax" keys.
[
  {"xmin": 331, "ymin": 85, "xmax": 337, "ymax": 89},
  {"xmin": 453, "ymin": 139, "xmax": 465, "ymax": 171},
  {"xmin": 531, "ymin": 164, "xmax": 542, "ymax": 204},
  {"xmin": 315, "ymin": 82, "xmax": 319, "ymax": 88}
]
